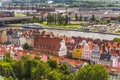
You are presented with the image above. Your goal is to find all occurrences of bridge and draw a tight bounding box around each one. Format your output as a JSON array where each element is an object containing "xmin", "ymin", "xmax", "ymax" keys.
[
  {"xmin": 0, "ymin": 16, "xmax": 40, "ymax": 21},
  {"xmin": 0, "ymin": 16, "xmax": 41, "ymax": 26},
  {"xmin": 3, "ymin": 6, "xmax": 55, "ymax": 12}
]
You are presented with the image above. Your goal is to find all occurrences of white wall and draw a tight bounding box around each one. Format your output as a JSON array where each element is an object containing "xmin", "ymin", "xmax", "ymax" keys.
[{"xmin": 59, "ymin": 40, "xmax": 67, "ymax": 56}]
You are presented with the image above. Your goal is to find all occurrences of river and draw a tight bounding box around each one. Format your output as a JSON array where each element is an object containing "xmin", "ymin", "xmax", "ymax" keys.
[{"xmin": 43, "ymin": 28, "xmax": 120, "ymax": 40}]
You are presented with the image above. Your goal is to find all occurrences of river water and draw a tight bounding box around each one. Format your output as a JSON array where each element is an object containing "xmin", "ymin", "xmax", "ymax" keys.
[{"xmin": 43, "ymin": 28, "xmax": 120, "ymax": 40}]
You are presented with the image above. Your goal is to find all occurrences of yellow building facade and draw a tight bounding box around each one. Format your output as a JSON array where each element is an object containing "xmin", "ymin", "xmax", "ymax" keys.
[
  {"xmin": 1, "ymin": 31, "xmax": 7, "ymax": 43},
  {"xmin": 73, "ymin": 48, "xmax": 82, "ymax": 59}
]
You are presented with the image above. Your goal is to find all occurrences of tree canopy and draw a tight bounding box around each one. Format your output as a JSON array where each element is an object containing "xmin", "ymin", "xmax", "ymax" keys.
[
  {"xmin": 0, "ymin": 53, "xmax": 109, "ymax": 80},
  {"xmin": 113, "ymin": 38, "xmax": 120, "ymax": 42},
  {"xmin": 75, "ymin": 64, "xmax": 109, "ymax": 80}
]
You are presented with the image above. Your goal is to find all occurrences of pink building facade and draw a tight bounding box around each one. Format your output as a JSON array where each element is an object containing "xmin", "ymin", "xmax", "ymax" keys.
[
  {"xmin": 82, "ymin": 44, "xmax": 91, "ymax": 60},
  {"xmin": 112, "ymin": 57, "xmax": 120, "ymax": 68}
]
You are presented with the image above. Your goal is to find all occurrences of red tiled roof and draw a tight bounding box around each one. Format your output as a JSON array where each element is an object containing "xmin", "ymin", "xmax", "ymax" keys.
[
  {"xmin": 0, "ymin": 46, "xmax": 6, "ymax": 54},
  {"xmin": 106, "ymin": 66, "xmax": 120, "ymax": 73},
  {"xmin": 51, "ymin": 56, "xmax": 85, "ymax": 67},
  {"xmin": 34, "ymin": 36, "xmax": 62, "ymax": 51}
]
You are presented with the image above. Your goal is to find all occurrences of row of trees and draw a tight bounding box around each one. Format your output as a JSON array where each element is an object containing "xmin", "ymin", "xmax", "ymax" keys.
[
  {"xmin": 24, "ymin": 14, "xmax": 69, "ymax": 25},
  {"xmin": 0, "ymin": 53, "xmax": 109, "ymax": 80},
  {"xmin": 24, "ymin": 14, "xmax": 120, "ymax": 26},
  {"xmin": 0, "ymin": 53, "xmax": 73, "ymax": 80},
  {"xmin": 47, "ymin": 13, "xmax": 69, "ymax": 25}
]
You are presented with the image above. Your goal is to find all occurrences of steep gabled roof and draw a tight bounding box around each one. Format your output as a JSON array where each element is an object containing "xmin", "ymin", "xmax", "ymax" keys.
[
  {"xmin": 34, "ymin": 36, "xmax": 62, "ymax": 51},
  {"xmin": 100, "ymin": 53, "xmax": 111, "ymax": 61}
]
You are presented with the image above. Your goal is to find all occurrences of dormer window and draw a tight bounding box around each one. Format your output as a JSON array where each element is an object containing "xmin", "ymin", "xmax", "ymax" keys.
[
  {"xmin": 71, "ymin": 39, "xmax": 75, "ymax": 44},
  {"xmin": 53, "ymin": 46, "xmax": 55, "ymax": 49},
  {"xmin": 118, "ymin": 58, "xmax": 120, "ymax": 62},
  {"xmin": 104, "ymin": 58, "xmax": 108, "ymax": 61}
]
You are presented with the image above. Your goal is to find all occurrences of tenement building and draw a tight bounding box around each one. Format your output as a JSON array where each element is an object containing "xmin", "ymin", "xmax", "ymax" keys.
[{"xmin": 34, "ymin": 36, "xmax": 67, "ymax": 56}]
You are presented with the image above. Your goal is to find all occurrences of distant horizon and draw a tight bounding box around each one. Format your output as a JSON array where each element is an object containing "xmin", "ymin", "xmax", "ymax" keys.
[{"xmin": 1, "ymin": 0, "xmax": 120, "ymax": 2}]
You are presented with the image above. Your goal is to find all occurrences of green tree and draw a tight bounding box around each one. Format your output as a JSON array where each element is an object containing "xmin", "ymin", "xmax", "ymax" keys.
[
  {"xmin": 40, "ymin": 16, "xmax": 44, "ymax": 23},
  {"xmin": 106, "ymin": 19, "xmax": 111, "ymax": 23},
  {"xmin": 57, "ymin": 14, "xmax": 62, "ymax": 25},
  {"xmin": 75, "ymin": 64, "xmax": 109, "ymax": 80},
  {"xmin": 47, "ymin": 59, "xmax": 58, "ymax": 69},
  {"xmin": 20, "ymin": 55, "xmax": 33, "ymax": 79},
  {"xmin": 21, "ymin": 54, "xmax": 31, "ymax": 61},
  {"xmin": 117, "ymin": 16, "xmax": 120, "ymax": 22},
  {"xmin": 59, "ymin": 63, "xmax": 72, "ymax": 75},
  {"xmin": 54, "ymin": 14, "xmax": 57, "ymax": 24},
  {"xmin": 46, "ymin": 71, "xmax": 61, "ymax": 80},
  {"xmin": 32, "ymin": 16, "xmax": 39, "ymax": 23},
  {"xmin": 25, "ymin": 16, "xmax": 40, "ymax": 23},
  {"xmin": 79, "ymin": 14, "xmax": 82, "ymax": 21},
  {"xmin": 75, "ymin": 13, "xmax": 78, "ymax": 21},
  {"xmin": 34, "ymin": 56, "xmax": 41, "ymax": 60},
  {"xmin": 91, "ymin": 14, "xmax": 95, "ymax": 21},
  {"xmin": 0, "ymin": 62, "xmax": 13, "ymax": 77},
  {"xmin": 31, "ymin": 62, "xmax": 51, "ymax": 80},
  {"xmin": 113, "ymin": 38, "xmax": 120, "ymax": 42},
  {"xmin": 64, "ymin": 15, "xmax": 68, "ymax": 25},
  {"xmin": 23, "ymin": 43, "xmax": 29, "ymax": 50},
  {"xmin": 3, "ymin": 76, "xmax": 14, "ymax": 80},
  {"xmin": 47, "ymin": 13, "xmax": 52, "ymax": 25},
  {"xmin": 24, "ymin": 59, "xmax": 33, "ymax": 79},
  {"xmin": 41, "ymin": 31, "xmax": 46, "ymax": 36},
  {"xmin": 3, "ymin": 52, "xmax": 13, "ymax": 62},
  {"xmin": 13, "ymin": 60, "xmax": 25, "ymax": 79}
]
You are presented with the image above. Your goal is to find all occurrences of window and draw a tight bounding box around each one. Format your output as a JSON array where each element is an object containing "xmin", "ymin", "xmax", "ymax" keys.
[
  {"xmin": 49, "ymin": 46, "xmax": 51, "ymax": 49},
  {"xmin": 76, "ymin": 50, "xmax": 79, "ymax": 52},
  {"xmin": 53, "ymin": 46, "xmax": 55, "ymax": 49},
  {"xmin": 112, "ymin": 76, "xmax": 114, "ymax": 79},
  {"xmin": 51, "ymin": 52, "xmax": 53, "ymax": 55},
  {"xmin": 115, "ymin": 76, "xmax": 117, "ymax": 79}
]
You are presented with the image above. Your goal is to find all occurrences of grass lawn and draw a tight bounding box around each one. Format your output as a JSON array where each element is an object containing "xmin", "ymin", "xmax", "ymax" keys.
[
  {"xmin": 41, "ymin": 22, "xmax": 83, "ymax": 29},
  {"xmin": 7, "ymin": 23, "xmax": 83, "ymax": 30},
  {"xmin": 7, "ymin": 24, "xmax": 24, "ymax": 27}
]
